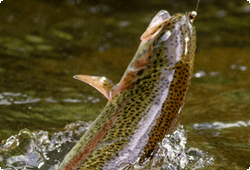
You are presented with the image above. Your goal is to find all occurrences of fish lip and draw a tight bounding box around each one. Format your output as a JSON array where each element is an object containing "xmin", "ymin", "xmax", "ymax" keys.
[
  {"xmin": 140, "ymin": 10, "xmax": 171, "ymax": 42},
  {"xmin": 149, "ymin": 10, "xmax": 171, "ymax": 28}
]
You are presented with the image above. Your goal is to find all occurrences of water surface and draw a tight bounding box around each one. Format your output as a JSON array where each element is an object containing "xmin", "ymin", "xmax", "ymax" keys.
[{"xmin": 0, "ymin": 0, "xmax": 250, "ymax": 169}]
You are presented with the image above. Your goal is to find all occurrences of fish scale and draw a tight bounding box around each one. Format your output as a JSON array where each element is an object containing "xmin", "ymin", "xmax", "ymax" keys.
[{"xmin": 59, "ymin": 10, "xmax": 196, "ymax": 170}]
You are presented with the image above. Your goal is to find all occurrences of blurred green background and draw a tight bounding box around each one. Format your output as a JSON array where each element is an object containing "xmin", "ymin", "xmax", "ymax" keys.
[{"xmin": 0, "ymin": 0, "xmax": 249, "ymax": 169}]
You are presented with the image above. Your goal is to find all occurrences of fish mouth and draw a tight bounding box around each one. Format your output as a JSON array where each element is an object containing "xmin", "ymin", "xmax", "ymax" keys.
[
  {"xmin": 140, "ymin": 10, "xmax": 171, "ymax": 42},
  {"xmin": 148, "ymin": 10, "xmax": 171, "ymax": 28}
]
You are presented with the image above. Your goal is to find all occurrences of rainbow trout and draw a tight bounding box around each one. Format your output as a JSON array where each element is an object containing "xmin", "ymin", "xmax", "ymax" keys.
[{"xmin": 59, "ymin": 10, "xmax": 196, "ymax": 170}]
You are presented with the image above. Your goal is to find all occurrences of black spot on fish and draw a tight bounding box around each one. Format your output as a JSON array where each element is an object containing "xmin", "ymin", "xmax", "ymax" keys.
[{"xmin": 137, "ymin": 70, "xmax": 144, "ymax": 77}]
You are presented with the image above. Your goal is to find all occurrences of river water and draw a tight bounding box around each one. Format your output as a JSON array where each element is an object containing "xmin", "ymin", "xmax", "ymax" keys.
[{"xmin": 0, "ymin": 0, "xmax": 250, "ymax": 169}]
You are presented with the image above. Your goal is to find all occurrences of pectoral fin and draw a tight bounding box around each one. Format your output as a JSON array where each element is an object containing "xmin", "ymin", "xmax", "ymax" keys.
[{"xmin": 73, "ymin": 75, "xmax": 114, "ymax": 100}]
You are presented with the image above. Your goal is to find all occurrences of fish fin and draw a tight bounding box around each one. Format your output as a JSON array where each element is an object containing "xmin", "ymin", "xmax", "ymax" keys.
[{"xmin": 73, "ymin": 75, "xmax": 114, "ymax": 100}]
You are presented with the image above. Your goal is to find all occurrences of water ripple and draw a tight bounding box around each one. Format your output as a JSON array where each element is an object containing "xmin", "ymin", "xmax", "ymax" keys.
[
  {"xmin": 193, "ymin": 120, "xmax": 250, "ymax": 130},
  {"xmin": 0, "ymin": 92, "xmax": 100, "ymax": 105}
]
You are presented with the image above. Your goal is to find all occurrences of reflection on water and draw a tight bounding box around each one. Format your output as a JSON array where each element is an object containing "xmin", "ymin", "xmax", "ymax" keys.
[
  {"xmin": 0, "ymin": 92, "xmax": 100, "ymax": 106},
  {"xmin": 0, "ymin": 124, "xmax": 213, "ymax": 170},
  {"xmin": 194, "ymin": 120, "xmax": 250, "ymax": 130},
  {"xmin": 0, "ymin": 92, "xmax": 41, "ymax": 106}
]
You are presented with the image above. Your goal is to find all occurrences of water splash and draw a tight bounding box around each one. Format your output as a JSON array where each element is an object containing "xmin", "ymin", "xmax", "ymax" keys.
[
  {"xmin": 0, "ymin": 121, "xmax": 90, "ymax": 170},
  {"xmin": 0, "ymin": 123, "xmax": 213, "ymax": 170},
  {"xmin": 143, "ymin": 125, "xmax": 214, "ymax": 169}
]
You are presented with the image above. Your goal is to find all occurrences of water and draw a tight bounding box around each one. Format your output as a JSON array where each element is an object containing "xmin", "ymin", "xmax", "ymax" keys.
[
  {"xmin": 0, "ymin": 0, "xmax": 250, "ymax": 169},
  {"xmin": 0, "ymin": 124, "xmax": 213, "ymax": 170}
]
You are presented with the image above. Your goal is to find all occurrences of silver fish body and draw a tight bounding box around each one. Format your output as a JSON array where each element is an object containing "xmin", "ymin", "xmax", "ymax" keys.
[{"xmin": 59, "ymin": 10, "xmax": 196, "ymax": 170}]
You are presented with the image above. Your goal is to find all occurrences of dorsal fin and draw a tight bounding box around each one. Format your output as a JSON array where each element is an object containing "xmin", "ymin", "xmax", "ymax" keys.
[{"xmin": 73, "ymin": 75, "xmax": 114, "ymax": 100}]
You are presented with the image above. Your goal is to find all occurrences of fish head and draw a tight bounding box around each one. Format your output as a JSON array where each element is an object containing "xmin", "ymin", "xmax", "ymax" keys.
[{"xmin": 113, "ymin": 10, "xmax": 196, "ymax": 96}]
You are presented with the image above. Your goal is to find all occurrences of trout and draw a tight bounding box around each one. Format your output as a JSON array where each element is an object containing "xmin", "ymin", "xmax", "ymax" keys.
[{"xmin": 59, "ymin": 10, "xmax": 197, "ymax": 170}]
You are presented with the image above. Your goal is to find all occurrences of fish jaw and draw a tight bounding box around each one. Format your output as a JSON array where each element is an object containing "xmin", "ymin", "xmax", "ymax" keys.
[{"xmin": 140, "ymin": 10, "xmax": 171, "ymax": 43}]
